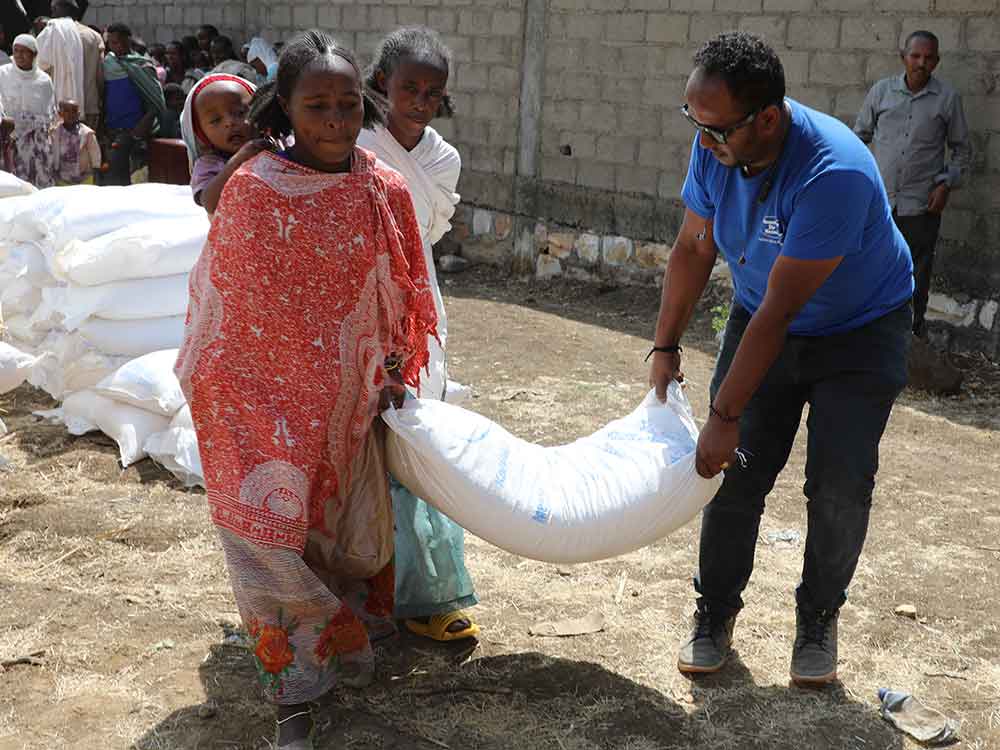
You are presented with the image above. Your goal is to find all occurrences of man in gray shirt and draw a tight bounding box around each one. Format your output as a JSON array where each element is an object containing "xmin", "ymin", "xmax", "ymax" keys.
[{"xmin": 855, "ymin": 30, "xmax": 971, "ymax": 338}]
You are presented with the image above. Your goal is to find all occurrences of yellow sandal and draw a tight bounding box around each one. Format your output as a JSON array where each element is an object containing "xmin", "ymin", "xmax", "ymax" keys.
[{"xmin": 405, "ymin": 610, "xmax": 481, "ymax": 642}]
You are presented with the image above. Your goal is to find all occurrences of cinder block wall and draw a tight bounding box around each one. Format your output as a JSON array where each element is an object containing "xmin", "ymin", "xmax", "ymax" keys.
[{"xmin": 86, "ymin": 0, "xmax": 1000, "ymax": 347}]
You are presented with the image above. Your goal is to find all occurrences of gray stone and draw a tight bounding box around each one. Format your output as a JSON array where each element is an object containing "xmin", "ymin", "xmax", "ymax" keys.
[
  {"xmin": 438, "ymin": 255, "xmax": 471, "ymax": 273},
  {"xmin": 536, "ymin": 254, "xmax": 563, "ymax": 279},
  {"xmin": 575, "ymin": 233, "xmax": 601, "ymax": 266},
  {"xmin": 472, "ymin": 208, "xmax": 493, "ymax": 236}
]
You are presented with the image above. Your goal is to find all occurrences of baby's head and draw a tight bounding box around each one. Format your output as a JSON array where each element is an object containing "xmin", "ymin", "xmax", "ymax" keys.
[
  {"xmin": 248, "ymin": 30, "xmax": 383, "ymax": 172},
  {"xmin": 58, "ymin": 99, "xmax": 80, "ymax": 127},
  {"xmin": 194, "ymin": 77, "xmax": 255, "ymax": 156}
]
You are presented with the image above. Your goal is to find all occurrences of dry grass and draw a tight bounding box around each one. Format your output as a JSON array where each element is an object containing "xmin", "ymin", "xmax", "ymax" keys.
[{"xmin": 1, "ymin": 270, "xmax": 998, "ymax": 749}]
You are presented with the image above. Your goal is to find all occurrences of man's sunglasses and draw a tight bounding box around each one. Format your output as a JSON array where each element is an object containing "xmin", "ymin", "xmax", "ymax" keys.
[{"xmin": 680, "ymin": 103, "xmax": 760, "ymax": 145}]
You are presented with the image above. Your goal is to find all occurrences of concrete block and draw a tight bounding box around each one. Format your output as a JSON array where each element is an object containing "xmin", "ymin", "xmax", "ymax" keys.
[
  {"xmin": 690, "ymin": 14, "xmax": 740, "ymax": 44},
  {"xmin": 810, "ymin": 52, "xmax": 865, "ymax": 85},
  {"xmin": 547, "ymin": 41, "xmax": 582, "ymax": 71},
  {"xmin": 966, "ymin": 18, "xmax": 1000, "ymax": 52},
  {"xmin": 340, "ymin": 7, "xmax": 369, "ymax": 31},
  {"xmin": 616, "ymin": 165, "xmax": 660, "ymax": 195},
  {"xmin": 546, "ymin": 100, "xmax": 582, "ymax": 129},
  {"xmin": 942, "ymin": 0, "xmax": 995, "ymax": 9},
  {"xmin": 540, "ymin": 156, "xmax": 578, "ymax": 184},
  {"xmin": 816, "ymin": 0, "xmax": 871, "ymax": 9},
  {"xmin": 369, "ymin": 6, "xmax": 397, "ymax": 29},
  {"xmin": 764, "ymin": 0, "xmax": 815, "ymax": 9},
  {"xmin": 558, "ymin": 131, "xmax": 597, "ymax": 159},
  {"xmin": 456, "ymin": 63, "xmax": 490, "ymax": 92},
  {"xmin": 493, "ymin": 9, "xmax": 522, "ymax": 36},
  {"xmin": 899, "ymin": 18, "xmax": 961, "ymax": 52},
  {"xmin": 475, "ymin": 37, "xmax": 509, "ymax": 64},
  {"xmin": 782, "ymin": 51, "xmax": 810, "ymax": 85},
  {"xmin": 834, "ymin": 88, "xmax": 868, "ymax": 119},
  {"xmin": 564, "ymin": 14, "xmax": 606, "ymax": 41},
  {"xmin": 575, "ymin": 233, "xmax": 602, "ymax": 265},
  {"xmin": 620, "ymin": 45, "xmax": 669, "ymax": 75},
  {"xmin": 472, "ymin": 208, "xmax": 493, "ymax": 236},
  {"xmin": 579, "ymin": 102, "xmax": 619, "ymax": 130},
  {"xmin": 607, "ymin": 12, "xmax": 647, "ymax": 42},
  {"xmin": 495, "ymin": 213, "xmax": 514, "ymax": 240},
  {"xmin": 427, "ymin": 9, "xmax": 459, "ymax": 33},
  {"xmin": 183, "ymin": 6, "xmax": 203, "ymax": 27},
  {"xmin": 866, "ymin": 53, "xmax": 900, "ymax": 83},
  {"xmin": 788, "ymin": 16, "xmax": 840, "ymax": 49},
  {"xmin": 841, "ymin": 17, "xmax": 898, "ymax": 50},
  {"xmin": 317, "ymin": 6, "xmax": 341, "ymax": 28},
  {"xmin": 164, "ymin": 5, "xmax": 183, "ymax": 25},
  {"xmin": 563, "ymin": 72, "xmax": 603, "ymax": 99},
  {"xmin": 293, "ymin": 5, "xmax": 318, "ymax": 28},
  {"xmin": 874, "ymin": 0, "xmax": 930, "ymax": 10},
  {"xmin": 617, "ymin": 106, "xmax": 664, "ymax": 139},
  {"xmin": 668, "ymin": 0, "xmax": 714, "ymax": 10},
  {"xmin": 738, "ymin": 16, "xmax": 788, "ymax": 45},
  {"xmin": 458, "ymin": 9, "xmax": 493, "ymax": 36},
  {"xmin": 715, "ymin": 0, "xmax": 763, "ymax": 10},
  {"xmin": 926, "ymin": 293, "xmax": 977, "ymax": 327},
  {"xmin": 397, "ymin": 8, "xmax": 429, "ymax": 26},
  {"xmin": 577, "ymin": 161, "xmax": 617, "ymax": 190},
  {"xmin": 657, "ymin": 170, "xmax": 685, "ymax": 200},
  {"xmin": 596, "ymin": 135, "xmax": 638, "ymax": 163},
  {"xmin": 602, "ymin": 236, "xmax": 634, "ymax": 266},
  {"xmin": 601, "ymin": 75, "xmax": 644, "ymax": 105},
  {"xmin": 646, "ymin": 13, "xmax": 689, "ymax": 44}
]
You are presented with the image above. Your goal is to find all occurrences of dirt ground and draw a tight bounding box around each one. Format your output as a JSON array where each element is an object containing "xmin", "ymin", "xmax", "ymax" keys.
[{"xmin": 1, "ymin": 268, "xmax": 998, "ymax": 750}]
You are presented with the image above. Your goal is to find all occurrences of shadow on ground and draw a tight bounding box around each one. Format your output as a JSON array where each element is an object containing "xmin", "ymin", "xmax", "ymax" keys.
[{"xmin": 131, "ymin": 636, "xmax": 902, "ymax": 750}]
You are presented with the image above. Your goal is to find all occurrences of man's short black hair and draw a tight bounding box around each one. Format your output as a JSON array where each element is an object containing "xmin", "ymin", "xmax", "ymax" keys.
[
  {"xmin": 693, "ymin": 31, "xmax": 785, "ymax": 114},
  {"xmin": 903, "ymin": 30, "xmax": 939, "ymax": 53},
  {"xmin": 106, "ymin": 22, "xmax": 132, "ymax": 38}
]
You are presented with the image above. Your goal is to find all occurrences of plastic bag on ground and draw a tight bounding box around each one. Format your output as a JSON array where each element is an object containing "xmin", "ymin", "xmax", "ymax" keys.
[
  {"xmin": 94, "ymin": 349, "xmax": 184, "ymax": 417},
  {"xmin": 144, "ymin": 404, "xmax": 203, "ymax": 487},
  {"xmin": 53, "ymin": 217, "xmax": 208, "ymax": 287},
  {"xmin": 78, "ymin": 316, "xmax": 186, "ymax": 358},
  {"xmin": 61, "ymin": 389, "xmax": 170, "ymax": 466},
  {"xmin": 383, "ymin": 382, "xmax": 722, "ymax": 564},
  {"xmin": 0, "ymin": 341, "xmax": 39, "ymax": 394},
  {"xmin": 35, "ymin": 274, "xmax": 190, "ymax": 331}
]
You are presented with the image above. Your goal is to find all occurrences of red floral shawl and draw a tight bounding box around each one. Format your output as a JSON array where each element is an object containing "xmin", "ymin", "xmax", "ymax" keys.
[{"xmin": 176, "ymin": 148, "xmax": 437, "ymax": 552}]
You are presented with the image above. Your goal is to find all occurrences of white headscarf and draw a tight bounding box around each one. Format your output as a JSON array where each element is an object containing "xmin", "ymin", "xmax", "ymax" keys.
[
  {"xmin": 0, "ymin": 35, "xmax": 55, "ymax": 121},
  {"xmin": 12, "ymin": 34, "xmax": 38, "ymax": 57}
]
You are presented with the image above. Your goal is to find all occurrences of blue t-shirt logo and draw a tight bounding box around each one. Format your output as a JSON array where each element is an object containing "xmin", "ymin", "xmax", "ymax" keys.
[{"xmin": 760, "ymin": 216, "xmax": 784, "ymax": 246}]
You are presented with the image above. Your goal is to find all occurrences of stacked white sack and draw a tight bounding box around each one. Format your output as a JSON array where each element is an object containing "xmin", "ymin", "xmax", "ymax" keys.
[{"xmin": 0, "ymin": 183, "xmax": 206, "ymax": 399}]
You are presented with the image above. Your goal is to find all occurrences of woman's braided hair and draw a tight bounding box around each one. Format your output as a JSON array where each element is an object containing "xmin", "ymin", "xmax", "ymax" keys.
[
  {"xmin": 248, "ymin": 29, "xmax": 385, "ymax": 141},
  {"xmin": 365, "ymin": 26, "xmax": 454, "ymax": 118}
]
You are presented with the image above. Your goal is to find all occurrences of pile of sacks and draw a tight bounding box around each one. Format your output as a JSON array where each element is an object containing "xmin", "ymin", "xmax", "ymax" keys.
[{"xmin": 0, "ymin": 178, "xmax": 208, "ymax": 484}]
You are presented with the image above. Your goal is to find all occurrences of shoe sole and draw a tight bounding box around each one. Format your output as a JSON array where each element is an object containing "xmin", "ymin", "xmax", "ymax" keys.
[
  {"xmin": 790, "ymin": 669, "xmax": 837, "ymax": 686},
  {"xmin": 677, "ymin": 656, "xmax": 727, "ymax": 675}
]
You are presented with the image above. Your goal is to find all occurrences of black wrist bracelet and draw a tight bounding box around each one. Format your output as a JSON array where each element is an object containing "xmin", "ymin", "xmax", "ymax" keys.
[
  {"xmin": 645, "ymin": 345, "xmax": 682, "ymax": 362},
  {"xmin": 709, "ymin": 404, "xmax": 741, "ymax": 423}
]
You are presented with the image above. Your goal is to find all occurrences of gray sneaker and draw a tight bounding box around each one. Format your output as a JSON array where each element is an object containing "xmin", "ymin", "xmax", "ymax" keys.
[
  {"xmin": 677, "ymin": 602, "xmax": 736, "ymax": 674},
  {"xmin": 790, "ymin": 607, "xmax": 839, "ymax": 685}
]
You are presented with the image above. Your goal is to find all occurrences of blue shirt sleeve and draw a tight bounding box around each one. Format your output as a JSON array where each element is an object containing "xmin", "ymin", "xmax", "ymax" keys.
[
  {"xmin": 680, "ymin": 136, "xmax": 715, "ymax": 219},
  {"xmin": 781, "ymin": 170, "xmax": 873, "ymax": 261}
]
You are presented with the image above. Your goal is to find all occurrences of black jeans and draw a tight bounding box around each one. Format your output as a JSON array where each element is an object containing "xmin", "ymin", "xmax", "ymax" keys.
[
  {"xmin": 100, "ymin": 129, "xmax": 146, "ymax": 186},
  {"xmin": 893, "ymin": 211, "xmax": 941, "ymax": 336},
  {"xmin": 695, "ymin": 302, "xmax": 911, "ymax": 617}
]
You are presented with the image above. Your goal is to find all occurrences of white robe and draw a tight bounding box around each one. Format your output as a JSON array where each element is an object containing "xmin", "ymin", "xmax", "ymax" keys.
[
  {"xmin": 357, "ymin": 124, "xmax": 461, "ymax": 402},
  {"xmin": 36, "ymin": 18, "xmax": 85, "ymax": 110}
]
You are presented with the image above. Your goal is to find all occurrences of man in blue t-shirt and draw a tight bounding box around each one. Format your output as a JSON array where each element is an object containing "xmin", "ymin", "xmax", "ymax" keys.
[{"xmin": 648, "ymin": 32, "xmax": 913, "ymax": 686}]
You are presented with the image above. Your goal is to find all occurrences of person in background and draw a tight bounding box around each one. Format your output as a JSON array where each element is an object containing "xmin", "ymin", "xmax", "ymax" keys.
[
  {"xmin": 32, "ymin": 16, "xmax": 49, "ymax": 36},
  {"xmin": 239, "ymin": 41, "xmax": 249, "ymax": 63},
  {"xmin": 0, "ymin": 25, "xmax": 11, "ymax": 67},
  {"xmin": 158, "ymin": 82, "xmax": 184, "ymax": 138},
  {"xmin": 41, "ymin": 0, "xmax": 103, "ymax": 131},
  {"xmin": 53, "ymin": 98, "xmax": 99, "ymax": 184},
  {"xmin": 100, "ymin": 22, "xmax": 166, "ymax": 185},
  {"xmin": 180, "ymin": 34, "xmax": 200, "ymax": 64},
  {"xmin": 358, "ymin": 26, "xmax": 480, "ymax": 645},
  {"xmin": 180, "ymin": 72, "xmax": 265, "ymax": 214},
  {"xmin": 148, "ymin": 42, "xmax": 167, "ymax": 84},
  {"xmin": 651, "ymin": 32, "xmax": 913, "ymax": 687},
  {"xmin": 176, "ymin": 30, "xmax": 437, "ymax": 749},
  {"xmin": 209, "ymin": 35, "xmax": 259, "ymax": 84},
  {"xmin": 0, "ymin": 34, "xmax": 56, "ymax": 187},
  {"xmin": 195, "ymin": 24, "xmax": 218, "ymax": 55},
  {"xmin": 854, "ymin": 31, "xmax": 972, "ymax": 340},
  {"xmin": 164, "ymin": 39, "xmax": 204, "ymax": 95},
  {"xmin": 246, "ymin": 36, "xmax": 278, "ymax": 83}
]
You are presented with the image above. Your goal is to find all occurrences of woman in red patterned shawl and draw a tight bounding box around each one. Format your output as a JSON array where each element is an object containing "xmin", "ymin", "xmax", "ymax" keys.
[{"xmin": 174, "ymin": 31, "xmax": 437, "ymax": 749}]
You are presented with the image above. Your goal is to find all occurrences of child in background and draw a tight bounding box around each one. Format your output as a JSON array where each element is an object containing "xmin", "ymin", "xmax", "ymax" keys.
[
  {"xmin": 158, "ymin": 83, "xmax": 184, "ymax": 139},
  {"xmin": 53, "ymin": 99, "xmax": 100, "ymax": 185},
  {"xmin": 179, "ymin": 73, "xmax": 268, "ymax": 213},
  {"xmin": 175, "ymin": 29, "xmax": 437, "ymax": 749}
]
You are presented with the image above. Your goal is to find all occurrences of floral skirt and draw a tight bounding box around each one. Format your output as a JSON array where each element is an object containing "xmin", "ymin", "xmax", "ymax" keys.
[
  {"xmin": 6, "ymin": 124, "xmax": 54, "ymax": 189},
  {"xmin": 219, "ymin": 527, "xmax": 396, "ymax": 705}
]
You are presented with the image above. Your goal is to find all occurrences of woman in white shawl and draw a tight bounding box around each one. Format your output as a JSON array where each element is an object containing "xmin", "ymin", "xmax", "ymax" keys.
[
  {"xmin": 0, "ymin": 35, "xmax": 56, "ymax": 188},
  {"xmin": 358, "ymin": 27, "xmax": 481, "ymax": 643}
]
